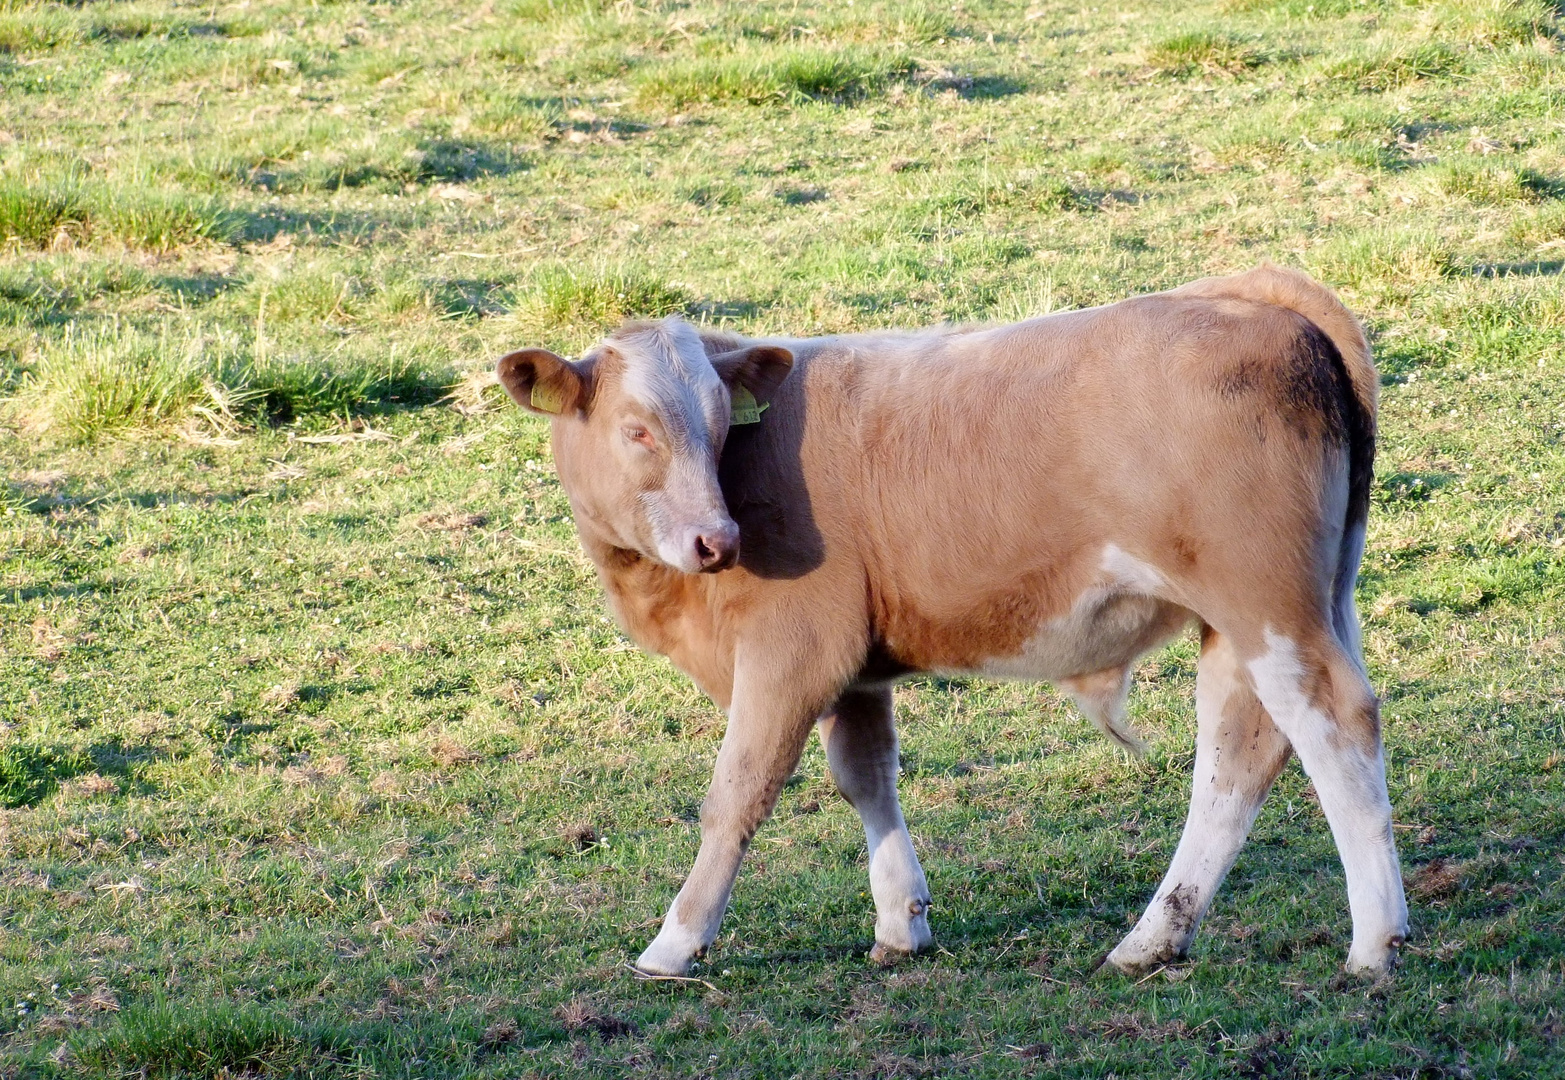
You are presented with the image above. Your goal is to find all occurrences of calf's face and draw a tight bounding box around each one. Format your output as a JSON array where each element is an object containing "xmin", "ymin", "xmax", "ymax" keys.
[{"xmin": 497, "ymin": 319, "xmax": 792, "ymax": 574}]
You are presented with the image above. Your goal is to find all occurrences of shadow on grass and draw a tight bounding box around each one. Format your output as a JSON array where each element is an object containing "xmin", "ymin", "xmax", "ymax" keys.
[
  {"xmin": 236, "ymin": 137, "xmax": 532, "ymax": 197},
  {"xmin": 237, "ymin": 204, "xmax": 401, "ymax": 245},
  {"xmin": 430, "ymin": 277, "xmax": 513, "ymax": 318},
  {"xmin": 725, "ymin": 943, "xmax": 866, "ymax": 969},
  {"xmin": 119, "ymin": 489, "xmax": 259, "ymax": 510},
  {"xmin": 0, "ymin": 737, "xmax": 164, "ymax": 808},
  {"xmin": 556, "ymin": 111, "xmax": 653, "ymax": 142},
  {"xmin": 155, "ymin": 271, "xmax": 235, "ymax": 304},
  {"xmin": 956, "ymin": 73, "xmax": 1028, "ymax": 99},
  {"xmin": 5, "ymin": 577, "xmax": 130, "ymax": 604},
  {"xmin": 1373, "ymin": 337, "xmax": 1444, "ymax": 377},
  {"xmin": 899, "ymin": 750, "xmax": 1047, "ymax": 777},
  {"xmin": 418, "ymin": 136, "xmax": 533, "ymax": 184},
  {"xmin": 838, "ymin": 291, "xmax": 921, "ymax": 317},
  {"xmin": 65, "ymin": 1002, "xmax": 354, "ymax": 1078},
  {"xmin": 1471, "ymin": 260, "xmax": 1565, "ymax": 278},
  {"xmin": 53, "ymin": 998, "xmax": 585, "ymax": 1077}
]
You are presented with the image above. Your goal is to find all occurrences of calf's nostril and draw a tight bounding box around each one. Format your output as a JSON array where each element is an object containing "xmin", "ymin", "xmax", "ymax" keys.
[{"xmin": 693, "ymin": 531, "xmax": 736, "ymax": 571}]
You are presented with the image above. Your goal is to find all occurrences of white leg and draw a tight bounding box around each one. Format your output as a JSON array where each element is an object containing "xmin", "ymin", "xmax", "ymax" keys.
[
  {"xmin": 819, "ymin": 686, "xmax": 932, "ymax": 961},
  {"xmin": 1107, "ymin": 628, "xmax": 1291, "ymax": 972},
  {"xmin": 1247, "ymin": 628, "xmax": 1408, "ymax": 977}
]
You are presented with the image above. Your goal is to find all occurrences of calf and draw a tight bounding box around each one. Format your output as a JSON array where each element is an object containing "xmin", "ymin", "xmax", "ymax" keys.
[{"xmin": 496, "ymin": 264, "xmax": 1408, "ymax": 979}]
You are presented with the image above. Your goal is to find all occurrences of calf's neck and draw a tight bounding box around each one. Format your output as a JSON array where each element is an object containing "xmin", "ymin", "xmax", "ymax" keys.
[{"xmin": 496, "ymin": 264, "xmax": 1408, "ymax": 979}]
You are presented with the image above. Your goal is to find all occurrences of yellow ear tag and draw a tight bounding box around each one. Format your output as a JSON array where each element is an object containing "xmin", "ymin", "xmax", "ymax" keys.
[
  {"xmin": 729, "ymin": 385, "xmax": 769, "ymax": 426},
  {"xmin": 530, "ymin": 380, "xmax": 570, "ymax": 414}
]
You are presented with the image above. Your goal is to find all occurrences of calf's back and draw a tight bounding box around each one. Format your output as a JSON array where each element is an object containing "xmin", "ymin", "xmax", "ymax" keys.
[{"xmin": 579, "ymin": 270, "xmax": 1367, "ymax": 696}]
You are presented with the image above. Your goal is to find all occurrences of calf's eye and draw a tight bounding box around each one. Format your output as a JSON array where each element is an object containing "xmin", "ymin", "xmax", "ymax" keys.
[{"xmin": 624, "ymin": 426, "xmax": 655, "ymax": 448}]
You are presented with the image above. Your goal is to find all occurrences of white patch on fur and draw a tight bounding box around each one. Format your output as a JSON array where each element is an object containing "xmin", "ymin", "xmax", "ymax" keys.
[
  {"xmin": 640, "ymin": 452, "xmax": 733, "ymax": 573},
  {"xmin": 820, "ymin": 714, "xmax": 932, "ymax": 956},
  {"xmin": 1335, "ymin": 518, "xmax": 1368, "ymax": 673},
  {"xmin": 1247, "ymin": 629, "xmax": 1407, "ymax": 974},
  {"xmin": 1317, "ymin": 448, "xmax": 1367, "ymax": 676},
  {"xmin": 978, "ymin": 592, "xmax": 1166, "ymax": 682},
  {"xmin": 1065, "ymin": 667, "xmax": 1145, "ymax": 754},
  {"xmin": 615, "ymin": 318, "xmax": 725, "ymax": 446},
  {"xmin": 977, "ymin": 549, "xmax": 1167, "ymax": 683},
  {"xmin": 1100, "ymin": 543, "xmax": 1166, "ymax": 592},
  {"xmin": 612, "ymin": 318, "xmax": 735, "ymax": 572}
]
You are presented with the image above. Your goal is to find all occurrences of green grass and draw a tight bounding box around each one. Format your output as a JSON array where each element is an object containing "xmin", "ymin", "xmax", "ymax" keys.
[
  {"xmin": 0, "ymin": 178, "xmax": 241, "ymax": 251},
  {"xmin": 634, "ymin": 46, "xmax": 918, "ymax": 106},
  {"xmin": 1, "ymin": 0, "xmax": 1563, "ymax": 1076},
  {"xmin": 1145, "ymin": 32, "xmax": 1266, "ymax": 78},
  {"xmin": 519, "ymin": 265, "xmax": 691, "ymax": 336},
  {"xmin": 2, "ymin": 322, "xmax": 453, "ymax": 440}
]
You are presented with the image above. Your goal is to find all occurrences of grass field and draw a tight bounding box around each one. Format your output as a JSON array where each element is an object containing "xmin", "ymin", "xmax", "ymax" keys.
[{"xmin": 2, "ymin": 0, "xmax": 1563, "ymax": 1075}]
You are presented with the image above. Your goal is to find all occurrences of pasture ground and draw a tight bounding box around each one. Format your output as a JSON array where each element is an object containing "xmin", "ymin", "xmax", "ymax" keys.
[{"xmin": 2, "ymin": 0, "xmax": 1563, "ymax": 1075}]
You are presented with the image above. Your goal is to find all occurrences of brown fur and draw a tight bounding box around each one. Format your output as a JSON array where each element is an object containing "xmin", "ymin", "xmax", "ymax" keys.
[{"xmin": 501, "ymin": 264, "xmax": 1404, "ymax": 977}]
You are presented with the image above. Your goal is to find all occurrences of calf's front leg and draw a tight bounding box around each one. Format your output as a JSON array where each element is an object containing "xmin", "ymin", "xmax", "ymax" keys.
[
  {"xmin": 819, "ymin": 685, "xmax": 932, "ymax": 962},
  {"xmin": 635, "ymin": 661, "xmax": 825, "ymax": 977}
]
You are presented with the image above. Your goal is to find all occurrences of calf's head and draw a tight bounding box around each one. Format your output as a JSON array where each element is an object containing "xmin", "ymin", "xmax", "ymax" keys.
[{"xmin": 497, "ymin": 317, "xmax": 792, "ymax": 574}]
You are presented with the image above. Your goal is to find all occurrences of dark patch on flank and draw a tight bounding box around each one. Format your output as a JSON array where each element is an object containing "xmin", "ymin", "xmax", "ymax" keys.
[
  {"xmin": 1274, "ymin": 323, "xmax": 1346, "ymax": 433},
  {"xmin": 1213, "ymin": 316, "xmax": 1374, "ymax": 535},
  {"xmin": 1217, "ymin": 359, "xmax": 1263, "ymax": 398}
]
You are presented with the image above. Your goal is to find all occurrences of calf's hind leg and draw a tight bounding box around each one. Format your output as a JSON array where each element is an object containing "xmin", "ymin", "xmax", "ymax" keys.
[
  {"xmin": 819, "ymin": 686, "xmax": 932, "ymax": 961},
  {"xmin": 1107, "ymin": 626, "xmax": 1292, "ymax": 973},
  {"xmin": 1246, "ymin": 628, "xmax": 1407, "ymax": 976}
]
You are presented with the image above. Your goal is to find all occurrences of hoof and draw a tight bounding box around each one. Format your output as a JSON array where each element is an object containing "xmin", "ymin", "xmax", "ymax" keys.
[
  {"xmin": 634, "ymin": 940, "xmax": 698, "ymax": 978},
  {"xmin": 1345, "ymin": 936, "xmax": 1403, "ymax": 981},
  {"xmin": 1345, "ymin": 962, "xmax": 1396, "ymax": 982},
  {"xmin": 634, "ymin": 915, "xmax": 710, "ymax": 978},
  {"xmin": 870, "ymin": 898, "xmax": 932, "ymax": 966},
  {"xmin": 1102, "ymin": 939, "xmax": 1185, "ymax": 978},
  {"xmin": 1095, "ymin": 953, "xmax": 1159, "ymax": 979},
  {"xmin": 633, "ymin": 954, "xmax": 691, "ymax": 978}
]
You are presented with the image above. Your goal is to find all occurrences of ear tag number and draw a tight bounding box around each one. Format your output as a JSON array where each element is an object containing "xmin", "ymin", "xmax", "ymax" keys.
[
  {"xmin": 530, "ymin": 381, "xmax": 570, "ymax": 414},
  {"xmin": 729, "ymin": 385, "xmax": 769, "ymax": 426}
]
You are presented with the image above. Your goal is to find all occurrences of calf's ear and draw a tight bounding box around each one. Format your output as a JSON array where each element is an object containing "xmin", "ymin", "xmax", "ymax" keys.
[
  {"xmin": 496, "ymin": 348, "xmax": 589, "ymax": 416},
  {"xmin": 711, "ymin": 345, "xmax": 794, "ymax": 405}
]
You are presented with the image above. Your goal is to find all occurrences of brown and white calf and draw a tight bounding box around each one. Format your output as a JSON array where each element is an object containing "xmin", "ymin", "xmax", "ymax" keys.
[{"xmin": 496, "ymin": 264, "xmax": 1408, "ymax": 979}]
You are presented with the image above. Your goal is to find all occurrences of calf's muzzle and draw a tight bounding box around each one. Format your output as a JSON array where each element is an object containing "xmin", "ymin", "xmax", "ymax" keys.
[{"xmin": 694, "ymin": 521, "xmax": 740, "ymax": 573}]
